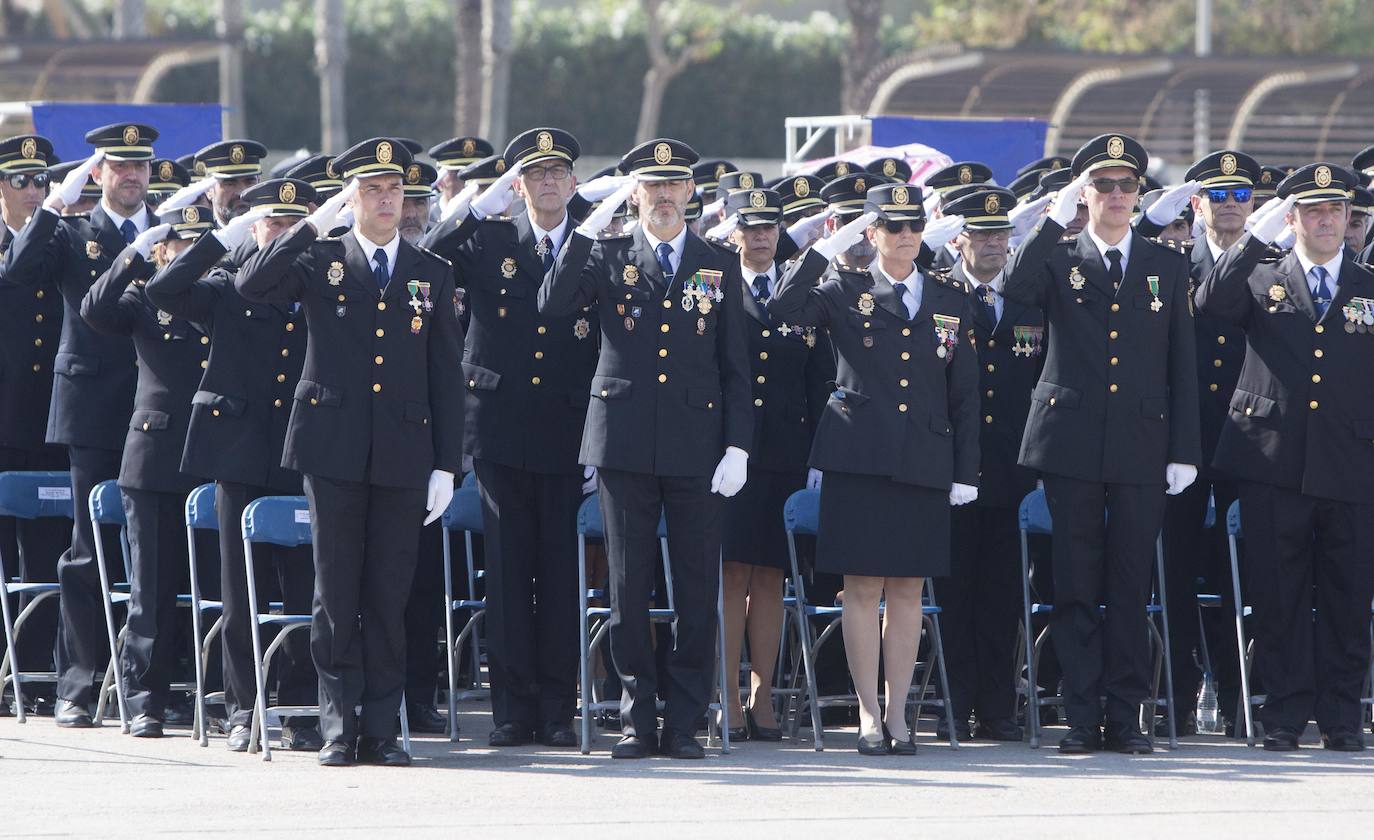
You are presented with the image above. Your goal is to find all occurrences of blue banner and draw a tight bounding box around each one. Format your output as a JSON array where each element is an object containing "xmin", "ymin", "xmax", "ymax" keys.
[
  {"xmin": 31, "ymin": 102, "xmax": 224, "ymax": 165},
  {"xmin": 869, "ymin": 116, "xmax": 1048, "ymax": 187}
]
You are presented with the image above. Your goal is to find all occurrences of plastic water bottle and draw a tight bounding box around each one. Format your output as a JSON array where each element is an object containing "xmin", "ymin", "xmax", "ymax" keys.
[{"xmin": 1196, "ymin": 671, "xmax": 1221, "ymax": 734}]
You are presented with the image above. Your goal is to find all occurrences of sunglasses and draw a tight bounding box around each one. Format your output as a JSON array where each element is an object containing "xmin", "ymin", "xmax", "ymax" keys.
[
  {"xmin": 1090, "ymin": 177, "xmax": 1141, "ymax": 195},
  {"xmin": 1205, "ymin": 187, "xmax": 1252, "ymax": 204},
  {"xmin": 880, "ymin": 219, "xmax": 925, "ymax": 234},
  {"xmin": 6, "ymin": 172, "xmax": 50, "ymax": 190}
]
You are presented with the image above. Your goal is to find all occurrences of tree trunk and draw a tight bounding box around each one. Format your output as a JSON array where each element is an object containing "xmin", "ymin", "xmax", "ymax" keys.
[
  {"xmin": 218, "ymin": 0, "xmax": 246, "ymax": 138},
  {"xmin": 112, "ymin": 0, "xmax": 145, "ymax": 38},
  {"xmin": 315, "ymin": 0, "xmax": 348, "ymax": 152},
  {"xmin": 635, "ymin": 66, "xmax": 672, "ymax": 143},
  {"xmin": 479, "ymin": 0, "xmax": 512, "ymax": 145},
  {"xmin": 841, "ymin": 0, "xmax": 883, "ymax": 114},
  {"xmin": 453, "ymin": 0, "xmax": 484, "ymax": 135}
]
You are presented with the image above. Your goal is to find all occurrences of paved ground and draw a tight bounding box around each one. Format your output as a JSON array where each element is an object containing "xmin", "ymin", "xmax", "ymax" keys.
[{"xmin": 2, "ymin": 703, "xmax": 1371, "ymax": 838}]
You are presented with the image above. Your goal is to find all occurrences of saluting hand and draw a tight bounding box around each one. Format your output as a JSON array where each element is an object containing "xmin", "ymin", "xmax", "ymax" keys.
[
  {"xmin": 574, "ymin": 179, "xmax": 637, "ymax": 239},
  {"xmin": 470, "ymin": 160, "xmax": 524, "ymax": 219},
  {"xmin": 212, "ymin": 207, "xmax": 272, "ymax": 252},
  {"xmin": 922, "ymin": 214, "xmax": 966, "ymax": 252},
  {"xmin": 1145, "ymin": 181, "xmax": 1201, "ymax": 226},
  {"xmin": 306, "ymin": 179, "xmax": 359, "ymax": 235},
  {"xmin": 44, "ymin": 149, "xmax": 104, "ymax": 212},
  {"xmin": 704, "ymin": 213, "xmax": 739, "ymax": 242},
  {"xmin": 131, "ymin": 224, "xmax": 172, "ymax": 260},
  {"xmin": 1047, "ymin": 170, "xmax": 1093, "ymax": 227},
  {"xmin": 1245, "ymin": 195, "xmax": 1296, "ymax": 245},
  {"xmin": 786, "ymin": 208, "xmax": 832, "ymax": 249},
  {"xmin": 154, "ymin": 176, "xmax": 216, "ymax": 214},
  {"xmin": 577, "ymin": 174, "xmax": 635, "ymax": 204},
  {"xmin": 812, "ymin": 211, "xmax": 877, "ymax": 261}
]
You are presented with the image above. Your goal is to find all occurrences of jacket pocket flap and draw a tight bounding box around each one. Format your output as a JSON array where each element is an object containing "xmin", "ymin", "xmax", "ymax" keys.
[
  {"xmin": 462, "ymin": 363, "xmax": 502, "ymax": 391},
  {"xmin": 192, "ymin": 390, "xmax": 247, "ymax": 416},
  {"xmin": 1229, "ymin": 389, "xmax": 1276, "ymax": 418},
  {"xmin": 404, "ymin": 401, "xmax": 431, "ymax": 424},
  {"xmin": 1140, "ymin": 397, "xmax": 1168, "ymax": 419},
  {"xmin": 591, "ymin": 375, "xmax": 632, "ymax": 399},
  {"xmin": 929, "ymin": 414, "xmax": 953, "ymax": 435},
  {"xmin": 130, "ymin": 410, "xmax": 170, "ymax": 431},
  {"xmin": 293, "ymin": 379, "xmax": 343, "ymax": 407},
  {"xmin": 54, "ymin": 353, "xmax": 99, "ymax": 377},
  {"xmin": 1032, "ymin": 381, "xmax": 1081, "ymax": 408},
  {"xmin": 685, "ymin": 387, "xmax": 721, "ymax": 409}
]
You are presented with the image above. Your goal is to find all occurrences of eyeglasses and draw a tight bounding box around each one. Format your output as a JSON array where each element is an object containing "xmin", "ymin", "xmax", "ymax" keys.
[
  {"xmin": 881, "ymin": 219, "xmax": 925, "ymax": 234},
  {"xmin": 967, "ymin": 228, "xmax": 1011, "ymax": 241},
  {"xmin": 6, "ymin": 172, "xmax": 50, "ymax": 190},
  {"xmin": 1090, "ymin": 177, "xmax": 1141, "ymax": 195},
  {"xmin": 522, "ymin": 164, "xmax": 571, "ymax": 182},
  {"xmin": 1205, "ymin": 187, "xmax": 1252, "ymax": 204}
]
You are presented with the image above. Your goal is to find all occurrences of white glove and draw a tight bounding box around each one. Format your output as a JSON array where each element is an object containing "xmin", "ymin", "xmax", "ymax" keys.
[
  {"xmin": 577, "ymin": 174, "xmax": 635, "ymax": 204},
  {"xmin": 581, "ymin": 465, "xmax": 598, "ymax": 495},
  {"xmin": 806, "ymin": 468, "xmax": 823, "ymax": 490},
  {"xmin": 1165, "ymin": 463, "xmax": 1198, "ymax": 496},
  {"xmin": 949, "ymin": 483, "xmax": 978, "ymax": 506},
  {"xmin": 424, "ymin": 469, "xmax": 456, "ymax": 526},
  {"xmin": 306, "ymin": 179, "xmax": 358, "ymax": 234},
  {"xmin": 44, "ymin": 149, "xmax": 103, "ymax": 211},
  {"xmin": 704, "ymin": 213, "xmax": 739, "ymax": 242},
  {"xmin": 212, "ymin": 207, "xmax": 271, "ymax": 252},
  {"xmin": 1145, "ymin": 181, "xmax": 1201, "ymax": 226},
  {"xmin": 1273, "ymin": 225, "xmax": 1296, "ymax": 249},
  {"xmin": 922, "ymin": 189, "xmax": 942, "ymax": 219},
  {"xmin": 709, "ymin": 446, "xmax": 749, "ymax": 498},
  {"xmin": 1048, "ymin": 171, "xmax": 1092, "ymax": 227},
  {"xmin": 131, "ymin": 224, "xmax": 171, "ymax": 260},
  {"xmin": 700, "ymin": 196, "xmax": 725, "ymax": 220},
  {"xmin": 575, "ymin": 179, "xmax": 637, "ymax": 238},
  {"xmin": 1009, "ymin": 194, "xmax": 1052, "ymax": 237},
  {"xmin": 470, "ymin": 160, "xmax": 523, "ymax": 219},
  {"xmin": 786, "ymin": 208, "xmax": 832, "ymax": 248},
  {"xmin": 154, "ymin": 176, "xmax": 215, "ymax": 214},
  {"xmin": 922, "ymin": 214, "xmax": 966, "ymax": 251},
  {"xmin": 441, "ymin": 181, "xmax": 481, "ymax": 223},
  {"xmin": 1246, "ymin": 194, "xmax": 1296, "ymax": 245},
  {"xmin": 812, "ymin": 211, "xmax": 878, "ymax": 261}
]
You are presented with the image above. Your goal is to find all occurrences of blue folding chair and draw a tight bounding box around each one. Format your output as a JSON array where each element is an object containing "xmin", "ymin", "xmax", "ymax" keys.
[
  {"xmin": 575, "ymin": 491, "xmax": 730, "ymax": 755},
  {"xmin": 1224, "ymin": 499, "xmax": 1265, "ymax": 746},
  {"xmin": 1017, "ymin": 488, "xmax": 1176, "ymax": 748},
  {"xmin": 781, "ymin": 487, "xmax": 958, "ymax": 751},
  {"xmin": 185, "ymin": 483, "xmax": 225, "ymax": 747},
  {"xmin": 0, "ymin": 471, "xmax": 73, "ymax": 724},
  {"xmin": 241, "ymin": 495, "xmax": 410, "ymax": 760},
  {"xmin": 441, "ymin": 484, "xmax": 486, "ymax": 741},
  {"xmin": 89, "ymin": 479, "xmax": 133, "ymax": 732}
]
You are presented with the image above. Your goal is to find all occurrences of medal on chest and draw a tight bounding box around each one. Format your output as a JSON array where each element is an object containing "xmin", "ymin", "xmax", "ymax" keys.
[
  {"xmin": 1069, "ymin": 265, "xmax": 1085, "ymax": 291},
  {"xmin": 933, "ymin": 314, "xmax": 961, "ymax": 359},
  {"xmin": 1147, "ymin": 275, "xmax": 1163, "ymax": 312}
]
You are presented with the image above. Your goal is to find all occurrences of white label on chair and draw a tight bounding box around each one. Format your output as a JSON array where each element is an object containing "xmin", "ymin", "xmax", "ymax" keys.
[
  {"xmin": 294, "ymin": 509, "xmax": 311, "ymax": 524},
  {"xmin": 38, "ymin": 487, "xmax": 72, "ymax": 500}
]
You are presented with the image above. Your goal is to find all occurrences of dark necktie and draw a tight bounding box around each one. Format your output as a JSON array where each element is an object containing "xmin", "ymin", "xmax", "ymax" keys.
[
  {"xmin": 978, "ymin": 284, "xmax": 997, "ymax": 327},
  {"xmin": 1310, "ymin": 265, "xmax": 1332, "ymax": 318},
  {"xmin": 752, "ymin": 274, "xmax": 771, "ymax": 303},
  {"xmin": 1106, "ymin": 248, "xmax": 1123, "ymax": 294},
  {"xmin": 539, "ymin": 234, "xmax": 554, "ymax": 274},
  {"xmin": 120, "ymin": 219, "xmax": 137, "ymax": 244},
  {"xmin": 373, "ymin": 247, "xmax": 389, "ymax": 292},
  {"xmin": 656, "ymin": 242, "xmax": 675, "ymax": 283}
]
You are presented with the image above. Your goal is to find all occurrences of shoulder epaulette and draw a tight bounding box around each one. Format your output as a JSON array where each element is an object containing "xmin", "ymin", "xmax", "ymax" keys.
[{"xmin": 413, "ymin": 244, "xmax": 452, "ymax": 268}]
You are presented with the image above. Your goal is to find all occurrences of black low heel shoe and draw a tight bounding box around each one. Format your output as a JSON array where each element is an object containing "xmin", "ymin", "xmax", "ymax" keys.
[
  {"xmin": 884, "ymin": 723, "xmax": 917, "ymax": 755},
  {"xmin": 857, "ymin": 731, "xmax": 889, "ymax": 755},
  {"xmin": 746, "ymin": 706, "xmax": 783, "ymax": 742}
]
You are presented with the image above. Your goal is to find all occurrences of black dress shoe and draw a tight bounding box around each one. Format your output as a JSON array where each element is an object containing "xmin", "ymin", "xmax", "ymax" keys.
[
  {"xmin": 611, "ymin": 734, "xmax": 651, "ymax": 759},
  {"xmin": 856, "ymin": 731, "xmax": 889, "ymax": 756},
  {"xmin": 746, "ymin": 708, "xmax": 782, "ymax": 742},
  {"xmin": 406, "ymin": 702, "xmax": 448, "ymax": 735},
  {"xmin": 536, "ymin": 722, "xmax": 578, "ymax": 748},
  {"xmin": 162, "ymin": 697, "xmax": 193, "ymax": 726},
  {"xmin": 974, "ymin": 717, "xmax": 1024, "ymax": 741},
  {"xmin": 54, "ymin": 699, "xmax": 94, "ymax": 728},
  {"xmin": 884, "ymin": 724, "xmax": 917, "ymax": 756},
  {"xmin": 1058, "ymin": 725, "xmax": 1101, "ymax": 754},
  {"xmin": 1321, "ymin": 728, "xmax": 1365, "ymax": 752},
  {"xmin": 282, "ymin": 725, "xmax": 324, "ymax": 752},
  {"xmin": 1104, "ymin": 722, "xmax": 1152, "ymax": 754},
  {"xmin": 1154, "ymin": 712, "xmax": 1197, "ymax": 737},
  {"xmin": 725, "ymin": 724, "xmax": 750, "ymax": 742},
  {"xmin": 318, "ymin": 739, "xmax": 355, "ymax": 766},
  {"xmin": 659, "ymin": 729, "xmax": 705, "ymax": 759},
  {"xmin": 935, "ymin": 716, "xmax": 972, "ymax": 741},
  {"xmin": 130, "ymin": 713, "xmax": 164, "ymax": 738},
  {"xmin": 226, "ymin": 724, "xmax": 252, "ymax": 752},
  {"xmin": 488, "ymin": 722, "xmax": 533, "ymax": 747},
  {"xmin": 1263, "ymin": 727, "xmax": 1301, "ymax": 752},
  {"xmin": 356, "ymin": 736, "xmax": 412, "ymax": 766}
]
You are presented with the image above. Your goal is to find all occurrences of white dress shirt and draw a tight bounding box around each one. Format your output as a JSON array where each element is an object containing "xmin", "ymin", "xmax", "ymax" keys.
[
  {"xmin": 877, "ymin": 261, "xmax": 922, "ymax": 318},
  {"xmin": 642, "ymin": 224, "xmax": 689, "ymax": 276},
  {"xmin": 354, "ymin": 227, "xmax": 401, "ymax": 288}
]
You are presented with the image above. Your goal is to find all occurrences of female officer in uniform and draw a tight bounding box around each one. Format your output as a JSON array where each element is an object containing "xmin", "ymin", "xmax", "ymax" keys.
[{"xmin": 768, "ymin": 183, "xmax": 980, "ymax": 755}]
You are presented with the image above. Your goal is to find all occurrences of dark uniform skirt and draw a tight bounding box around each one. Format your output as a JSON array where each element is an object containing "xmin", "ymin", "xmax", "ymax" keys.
[
  {"xmin": 815, "ymin": 470, "xmax": 950, "ymax": 578},
  {"xmin": 723, "ymin": 468, "xmax": 806, "ymax": 571}
]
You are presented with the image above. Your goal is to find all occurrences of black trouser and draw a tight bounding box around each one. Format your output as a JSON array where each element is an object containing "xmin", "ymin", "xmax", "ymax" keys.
[
  {"xmin": 940, "ymin": 503, "xmax": 1022, "ymax": 725},
  {"xmin": 303, "ymin": 474, "xmax": 425, "ymax": 743},
  {"xmin": 54, "ymin": 445, "xmax": 124, "ymax": 705},
  {"xmin": 118, "ymin": 487, "xmax": 191, "ymax": 718},
  {"xmin": 1238, "ymin": 481, "xmax": 1374, "ymax": 735},
  {"xmin": 403, "ymin": 517, "xmax": 444, "ymax": 707},
  {"xmin": 217, "ymin": 481, "xmax": 317, "ymax": 728},
  {"xmin": 597, "ymin": 469, "xmax": 721, "ymax": 741},
  {"xmin": 1042, "ymin": 475, "xmax": 1167, "ymax": 728},
  {"xmin": 1161, "ymin": 473, "xmax": 1241, "ymax": 716},
  {"xmin": 473, "ymin": 459, "xmax": 582, "ymax": 730},
  {"xmin": 0, "ymin": 445, "xmax": 69, "ymax": 677}
]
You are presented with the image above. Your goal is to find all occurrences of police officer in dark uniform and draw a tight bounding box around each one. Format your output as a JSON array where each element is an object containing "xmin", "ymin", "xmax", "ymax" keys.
[
  {"xmin": 194, "ymin": 140, "xmax": 267, "ymax": 226},
  {"xmin": 285, "ymin": 154, "xmax": 345, "ymax": 202},
  {"xmin": 235, "ymin": 139, "xmax": 465, "ymax": 767},
  {"xmin": 80, "ymin": 205, "xmax": 215, "ymax": 737},
  {"xmin": 430, "ymin": 136, "xmax": 494, "ymax": 223},
  {"xmin": 935, "ymin": 186, "xmax": 1044, "ymax": 743},
  {"xmin": 925, "ymin": 161, "xmax": 995, "ymax": 270},
  {"xmin": 420, "ymin": 127, "xmax": 599, "ymax": 748},
  {"xmin": 147, "ymin": 158, "xmax": 191, "ymax": 206},
  {"xmin": 768, "ymin": 183, "xmax": 980, "ymax": 754},
  {"xmin": 539, "ymin": 138, "xmax": 753, "ymax": 759},
  {"xmin": 0, "ymin": 135, "xmax": 68, "ymax": 706},
  {"xmin": 1196, "ymin": 163, "xmax": 1374, "ymax": 752},
  {"xmin": 145, "ymin": 179, "xmax": 321, "ymax": 752},
  {"xmin": 0, "ymin": 124, "xmax": 156, "ymax": 727},
  {"xmin": 1002, "ymin": 133, "xmax": 1201, "ymax": 754},
  {"xmin": 866, "ymin": 156, "xmax": 912, "ymax": 184}
]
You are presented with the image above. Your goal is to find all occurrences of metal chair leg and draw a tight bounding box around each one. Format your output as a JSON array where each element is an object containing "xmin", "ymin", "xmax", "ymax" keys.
[
  {"xmin": 1020, "ymin": 529, "xmax": 1041, "ymax": 748},
  {"xmin": 1155, "ymin": 536, "xmax": 1179, "ymax": 749},
  {"xmin": 1229, "ymin": 533, "xmax": 1256, "ymax": 746}
]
